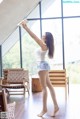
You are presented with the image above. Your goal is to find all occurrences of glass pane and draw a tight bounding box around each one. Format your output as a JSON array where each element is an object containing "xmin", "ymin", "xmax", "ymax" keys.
[
  {"xmin": 2, "ymin": 28, "xmax": 20, "ymax": 69},
  {"xmin": 42, "ymin": 19, "xmax": 63, "ymax": 69},
  {"xmin": 41, "ymin": 0, "xmax": 61, "ymax": 18},
  {"xmin": 22, "ymin": 20, "xmax": 40, "ymax": 75},
  {"xmin": 27, "ymin": 5, "xmax": 40, "ymax": 19},
  {"xmin": 3, "ymin": 41, "xmax": 20, "ymax": 69},
  {"xmin": 63, "ymin": 0, "xmax": 80, "ymax": 16},
  {"xmin": 64, "ymin": 18, "xmax": 80, "ymax": 83},
  {"xmin": 2, "ymin": 28, "xmax": 19, "ymax": 56}
]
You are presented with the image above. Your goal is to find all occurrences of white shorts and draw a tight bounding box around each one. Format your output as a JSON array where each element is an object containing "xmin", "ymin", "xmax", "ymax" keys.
[{"xmin": 37, "ymin": 61, "xmax": 50, "ymax": 72}]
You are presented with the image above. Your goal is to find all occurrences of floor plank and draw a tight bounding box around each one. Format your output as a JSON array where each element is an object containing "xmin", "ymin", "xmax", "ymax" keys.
[{"xmin": 8, "ymin": 84, "xmax": 80, "ymax": 119}]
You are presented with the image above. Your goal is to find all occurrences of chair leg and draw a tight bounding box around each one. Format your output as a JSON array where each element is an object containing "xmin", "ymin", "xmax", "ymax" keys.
[
  {"xmin": 24, "ymin": 87, "xmax": 26, "ymax": 96},
  {"xmin": 65, "ymin": 86, "xmax": 67, "ymax": 101}
]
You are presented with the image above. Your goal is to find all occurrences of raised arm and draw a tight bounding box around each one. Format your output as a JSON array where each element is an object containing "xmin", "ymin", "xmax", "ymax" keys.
[{"xmin": 20, "ymin": 20, "xmax": 45, "ymax": 48}]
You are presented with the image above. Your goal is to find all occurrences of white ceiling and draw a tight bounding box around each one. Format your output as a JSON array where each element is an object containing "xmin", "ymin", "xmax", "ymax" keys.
[{"xmin": 0, "ymin": 0, "xmax": 41, "ymax": 45}]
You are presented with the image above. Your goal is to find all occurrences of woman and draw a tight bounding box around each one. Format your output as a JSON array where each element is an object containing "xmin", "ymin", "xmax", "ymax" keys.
[{"xmin": 20, "ymin": 20, "xmax": 59, "ymax": 117}]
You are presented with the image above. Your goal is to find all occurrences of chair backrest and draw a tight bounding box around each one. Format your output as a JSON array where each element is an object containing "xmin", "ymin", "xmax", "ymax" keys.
[
  {"xmin": 7, "ymin": 70, "xmax": 29, "ymax": 83},
  {"xmin": 49, "ymin": 69, "xmax": 66, "ymax": 87},
  {"xmin": 0, "ymin": 89, "xmax": 7, "ymax": 112},
  {"xmin": 3, "ymin": 68, "xmax": 24, "ymax": 80}
]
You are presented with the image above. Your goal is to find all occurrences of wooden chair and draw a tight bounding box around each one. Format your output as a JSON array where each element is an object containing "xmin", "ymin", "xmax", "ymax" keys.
[
  {"xmin": 0, "ymin": 69, "xmax": 29, "ymax": 96},
  {"xmin": 49, "ymin": 69, "xmax": 69, "ymax": 100},
  {"xmin": 0, "ymin": 89, "xmax": 16, "ymax": 119},
  {"xmin": 0, "ymin": 89, "xmax": 7, "ymax": 112}
]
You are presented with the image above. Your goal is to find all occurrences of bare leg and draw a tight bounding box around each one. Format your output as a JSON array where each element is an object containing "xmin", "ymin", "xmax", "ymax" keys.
[
  {"xmin": 46, "ymin": 72, "xmax": 59, "ymax": 116},
  {"xmin": 37, "ymin": 71, "xmax": 48, "ymax": 117}
]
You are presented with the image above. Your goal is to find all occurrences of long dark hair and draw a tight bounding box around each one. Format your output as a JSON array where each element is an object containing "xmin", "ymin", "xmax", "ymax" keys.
[{"xmin": 45, "ymin": 32, "xmax": 54, "ymax": 58}]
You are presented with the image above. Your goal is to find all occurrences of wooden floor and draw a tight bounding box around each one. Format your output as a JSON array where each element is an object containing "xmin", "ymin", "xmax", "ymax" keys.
[{"xmin": 8, "ymin": 84, "xmax": 80, "ymax": 119}]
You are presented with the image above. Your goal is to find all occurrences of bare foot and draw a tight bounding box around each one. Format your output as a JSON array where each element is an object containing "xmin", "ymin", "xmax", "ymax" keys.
[
  {"xmin": 52, "ymin": 106, "xmax": 59, "ymax": 117},
  {"xmin": 37, "ymin": 110, "xmax": 47, "ymax": 117}
]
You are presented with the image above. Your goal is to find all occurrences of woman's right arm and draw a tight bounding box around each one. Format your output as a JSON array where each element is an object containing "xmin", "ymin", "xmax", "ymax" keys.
[{"xmin": 20, "ymin": 20, "xmax": 44, "ymax": 48}]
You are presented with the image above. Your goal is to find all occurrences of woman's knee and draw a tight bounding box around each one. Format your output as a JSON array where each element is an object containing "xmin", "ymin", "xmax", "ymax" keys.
[
  {"xmin": 42, "ymin": 86, "xmax": 47, "ymax": 92},
  {"xmin": 47, "ymin": 82, "xmax": 51, "ymax": 88},
  {"xmin": 46, "ymin": 79, "xmax": 52, "ymax": 88}
]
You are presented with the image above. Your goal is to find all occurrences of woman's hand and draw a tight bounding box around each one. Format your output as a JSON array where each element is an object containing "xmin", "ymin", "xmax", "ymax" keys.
[{"xmin": 19, "ymin": 19, "xmax": 28, "ymax": 29}]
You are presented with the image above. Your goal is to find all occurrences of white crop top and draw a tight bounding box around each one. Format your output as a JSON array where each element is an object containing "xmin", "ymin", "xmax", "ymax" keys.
[{"xmin": 36, "ymin": 48, "xmax": 47, "ymax": 61}]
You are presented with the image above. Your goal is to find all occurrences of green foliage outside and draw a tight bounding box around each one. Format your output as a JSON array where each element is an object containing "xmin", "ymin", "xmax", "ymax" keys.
[{"xmin": 3, "ymin": 41, "xmax": 20, "ymax": 68}]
